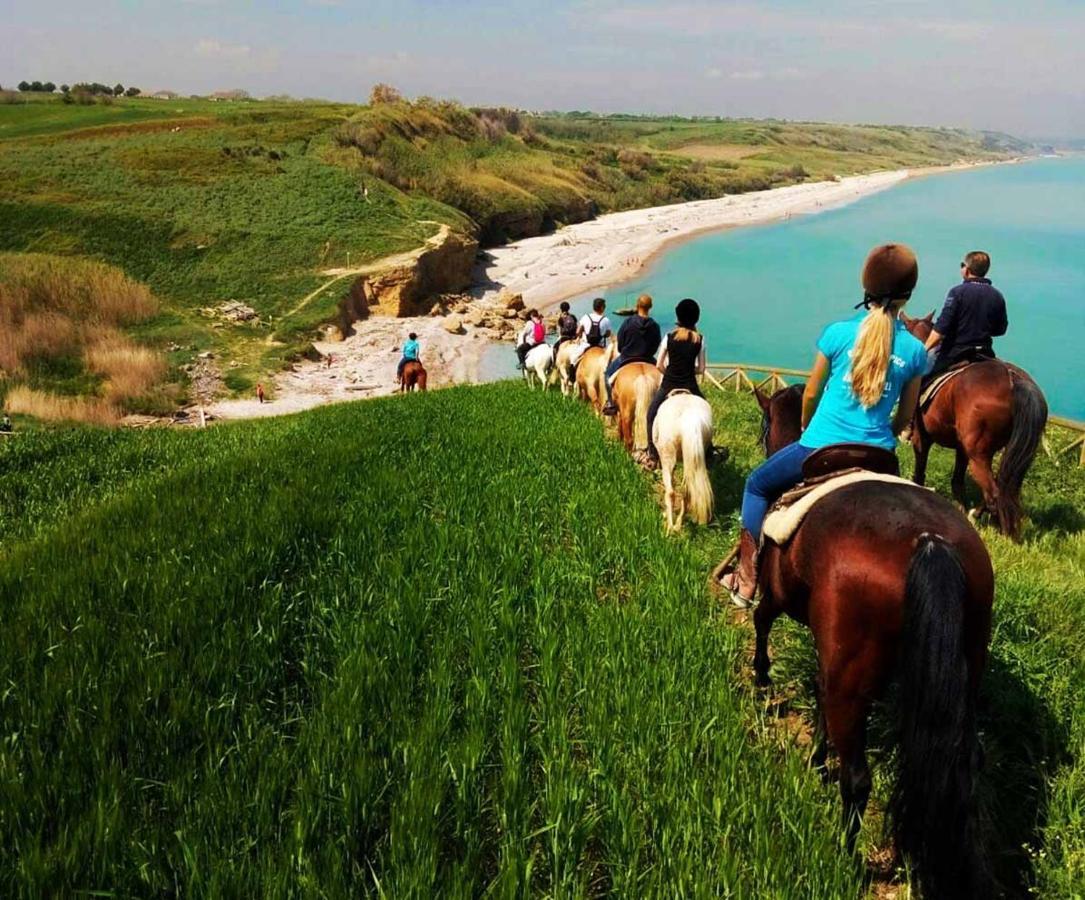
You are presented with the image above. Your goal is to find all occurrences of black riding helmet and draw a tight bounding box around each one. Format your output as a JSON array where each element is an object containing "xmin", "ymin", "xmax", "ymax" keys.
[{"xmin": 675, "ymin": 297, "xmax": 700, "ymax": 328}]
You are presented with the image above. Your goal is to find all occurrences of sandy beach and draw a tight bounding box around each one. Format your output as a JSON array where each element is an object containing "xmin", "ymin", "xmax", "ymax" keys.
[{"xmin": 206, "ymin": 165, "xmax": 972, "ymax": 421}]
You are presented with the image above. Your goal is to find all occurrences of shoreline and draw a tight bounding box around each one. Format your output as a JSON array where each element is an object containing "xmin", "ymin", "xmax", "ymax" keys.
[{"xmin": 206, "ymin": 159, "xmax": 1016, "ymax": 421}]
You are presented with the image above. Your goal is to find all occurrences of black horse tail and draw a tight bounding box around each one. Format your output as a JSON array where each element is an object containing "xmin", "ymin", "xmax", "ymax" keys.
[
  {"xmin": 889, "ymin": 534, "xmax": 990, "ymax": 899},
  {"xmin": 996, "ymin": 373, "xmax": 1047, "ymax": 540}
]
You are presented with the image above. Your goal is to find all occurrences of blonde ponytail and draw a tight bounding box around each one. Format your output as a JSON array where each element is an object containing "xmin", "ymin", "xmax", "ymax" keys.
[{"xmin": 849, "ymin": 301, "xmax": 903, "ymax": 407}]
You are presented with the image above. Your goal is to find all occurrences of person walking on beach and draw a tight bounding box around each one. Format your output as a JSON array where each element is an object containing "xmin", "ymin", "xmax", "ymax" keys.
[
  {"xmin": 720, "ymin": 244, "xmax": 927, "ymax": 606},
  {"xmin": 256, "ymin": 383, "xmax": 266, "ymax": 404},
  {"xmin": 566, "ymin": 297, "xmax": 612, "ymax": 380},
  {"xmin": 601, "ymin": 293, "xmax": 661, "ymax": 416},
  {"xmin": 643, "ymin": 298, "xmax": 707, "ymax": 467},
  {"xmin": 516, "ymin": 310, "xmax": 547, "ymax": 369},
  {"xmin": 924, "ymin": 250, "xmax": 1007, "ymax": 378},
  {"xmin": 396, "ymin": 332, "xmax": 421, "ymax": 383}
]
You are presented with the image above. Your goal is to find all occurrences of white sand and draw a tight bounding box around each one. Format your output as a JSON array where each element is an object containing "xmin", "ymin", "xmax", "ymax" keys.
[{"xmin": 206, "ymin": 166, "xmax": 965, "ymax": 421}]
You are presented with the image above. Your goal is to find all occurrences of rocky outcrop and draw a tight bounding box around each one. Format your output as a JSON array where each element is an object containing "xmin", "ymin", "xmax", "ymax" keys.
[{"xmin": 364, "ymin": 229, "xmax": 479, "ymax": 318}]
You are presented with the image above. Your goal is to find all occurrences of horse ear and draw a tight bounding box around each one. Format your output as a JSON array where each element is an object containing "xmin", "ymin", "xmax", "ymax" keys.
[
  {"xmin": 925, "ymin": 310, "xmax": 935, "ymax": 322},
  {"xmin": 753, "ymin": 387, "xmax": 771, "ymax": 411}
]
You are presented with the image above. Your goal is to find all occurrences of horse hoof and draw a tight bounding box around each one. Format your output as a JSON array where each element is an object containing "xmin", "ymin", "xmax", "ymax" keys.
[{"xmin": 754, "ymin": 672, "xmax": 772, "ymax": 689}]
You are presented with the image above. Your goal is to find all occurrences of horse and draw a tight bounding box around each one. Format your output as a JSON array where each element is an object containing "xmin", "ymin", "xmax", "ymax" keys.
[
  {"xmin": 554, "ymin": 341, "xmax": 580, "ymax": 397},
  {"xmin": 523, "ymin": 343, "xmax": 554, "ymax": 391},
  {"xmin": 574, "ymin": 336, "xmax": 617, "ymax": 414},
  {"xmin": 400, "ymin": 359, "xmax": 427, "ymax": 392},
  {"xmin": 653, "ymin": 392, "xmax": 714, "ymax": 531},
  {"xmin": 745, "ymin": 384, "xmax": 995, "ymax": 898},
  {"xmin": 901, "ymin": 312, "xmax": 1047, "ymax": 539},
  {"xmin": 754, "ymin": 383, "xmax": 804, "ymax": 455},
  {"xmin": 611, "ymin": 362, "xmax": 661, "ymax": 452}
]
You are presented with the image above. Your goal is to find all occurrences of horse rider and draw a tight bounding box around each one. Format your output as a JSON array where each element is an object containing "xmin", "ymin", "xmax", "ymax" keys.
[
  {"xmin": 566, "ymin": 297, "xmax": 612, "ymax": 382},
  {"xmin": 721, "ymin": 243, "xmax": 928, "ymax": 607},
  {"xmin": 643, "ymin": 298, "xmax": 707, "ymax": 469},
  {"xmin": 396, "ymin": 331, "xmax": 421, "ymax": 383},
  {"xmin": 601, "ymin": 293, "xmax": 662, "ymax": 417},
  {"xmin": 553, "ymin": 301, "xmax": 578, "ymax": 354},
  {"xmin": 924, "ymin": 250, "xmax": 1007, "ymax": 379},
  {"xmin": 515, "ymin": 309, "xmax": 547, "ymax": 369}
]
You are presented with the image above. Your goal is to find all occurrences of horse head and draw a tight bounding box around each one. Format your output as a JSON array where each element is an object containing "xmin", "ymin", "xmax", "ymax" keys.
[
  {"xmin": 901, "ymin": 310, "xmax": 935, "ymax": 343},
  {"xmin": 755, "ymin": 383, "xmax": 804, "ymax": 456}
]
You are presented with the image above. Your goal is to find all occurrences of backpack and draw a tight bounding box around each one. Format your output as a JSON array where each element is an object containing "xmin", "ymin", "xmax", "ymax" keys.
[
  {"xmin": 558, "ymin": 313, "xmax": 577, "ymax": 339},
  {"xmin": 532, "ymin": 319, "xmax": 545, "ymax": 343},
  {"xmin": 586, "ymin": 315, "xmax": 604, "ymax": 347}
]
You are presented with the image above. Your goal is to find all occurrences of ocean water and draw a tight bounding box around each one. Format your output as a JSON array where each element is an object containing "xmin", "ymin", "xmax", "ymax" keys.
[{"xmin": 549, "ymin": 156, "xmax": 1084, "ymax": 420}]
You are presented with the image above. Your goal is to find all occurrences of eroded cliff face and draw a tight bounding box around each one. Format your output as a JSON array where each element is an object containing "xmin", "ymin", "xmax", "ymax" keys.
[{"xmin": 335, "ymin": 227, "xmax": 479, "ymax": 336}]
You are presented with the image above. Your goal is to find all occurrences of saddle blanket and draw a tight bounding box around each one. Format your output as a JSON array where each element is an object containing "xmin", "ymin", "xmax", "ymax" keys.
[
  {"xmin": 763, "ymin": 471, "xmax": 928, "ymax": 545},
  {"xmin": 919, "ymin": 362, "xmax": 972, "ymax": 409}
]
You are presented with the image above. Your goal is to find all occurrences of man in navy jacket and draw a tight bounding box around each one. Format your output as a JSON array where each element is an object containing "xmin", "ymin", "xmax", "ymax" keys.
[
  {"xmin": 601, "ymin": 294, "xmax": 661, "ymax": 416},
  {"xmin": 925, "ymin": 250, "xmax": 1008, "ymax": 378}
]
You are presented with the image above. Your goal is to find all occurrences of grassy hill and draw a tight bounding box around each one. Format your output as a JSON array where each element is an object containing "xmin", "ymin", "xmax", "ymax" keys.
[
  {"xmin": 0, "ymin": 93, "xmax": 1030, "ymax": 417},
  {"xmin": 1, "ymin": 383, "xmax": 1081, "ymax": 896}
]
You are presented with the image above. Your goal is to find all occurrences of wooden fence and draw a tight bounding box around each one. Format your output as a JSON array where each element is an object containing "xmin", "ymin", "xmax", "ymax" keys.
[{"xmin": 703, "ymin": 362, "xmax": 1085, "ymax": 468}]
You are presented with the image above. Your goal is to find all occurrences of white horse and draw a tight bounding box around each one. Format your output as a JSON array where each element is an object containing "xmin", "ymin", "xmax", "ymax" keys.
[
  {"xmin": 523, "ymin": 343, "xmax": 554, "ymax": 390},
  {"xmin": 553, "ymin": 340, "xmax": 579, "ymax": 397},
  {"xmin": 653, "ymin": 392, "xmax": 714, "ymax": 532}
]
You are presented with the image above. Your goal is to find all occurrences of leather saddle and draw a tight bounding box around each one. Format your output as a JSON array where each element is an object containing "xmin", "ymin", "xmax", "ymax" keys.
[{"xmin": 801, "ymin": 442, "xmax": 900, "ymax": 481}]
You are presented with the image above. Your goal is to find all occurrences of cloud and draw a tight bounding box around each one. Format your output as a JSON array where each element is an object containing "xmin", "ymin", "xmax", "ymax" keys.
[
  {"xmin": 705, "ymin": 67, "xmax": 723, "ymax": 79},
  {"xmin": 729, "ymin": 70, "xmax": 764, "ymax": 81},
  {"xmin": 194, "ymin": 39, "xmax": 252, "ymax": 60}
]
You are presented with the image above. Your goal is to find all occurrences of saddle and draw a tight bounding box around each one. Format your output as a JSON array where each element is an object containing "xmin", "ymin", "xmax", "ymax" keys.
[
  {"xmin": 762, "ymin": 443, "xmax": 916, "ymax": 546},
  {"xmin": 919, "ymin": 361, "xmax": 973, "ymax": 410}
]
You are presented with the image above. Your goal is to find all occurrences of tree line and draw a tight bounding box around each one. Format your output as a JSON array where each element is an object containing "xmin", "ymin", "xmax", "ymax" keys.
[{"xmin": 13, "ymin": 81, "xmax": 141, "ymax": 97}]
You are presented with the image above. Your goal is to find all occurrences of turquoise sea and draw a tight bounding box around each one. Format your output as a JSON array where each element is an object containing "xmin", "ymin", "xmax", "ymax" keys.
[{"xmin": 541, "ymin": 156, "xmax": 1083, "ymax": 420}]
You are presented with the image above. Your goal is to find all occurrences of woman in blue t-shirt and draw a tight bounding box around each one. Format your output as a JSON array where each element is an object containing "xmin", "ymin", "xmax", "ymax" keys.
[{"xmin": 723, "ymin": 244, "xmax": 928, "ymax": 607}]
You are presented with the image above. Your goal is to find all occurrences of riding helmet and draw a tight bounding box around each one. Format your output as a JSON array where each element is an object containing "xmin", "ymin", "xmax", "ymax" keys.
[
  {"xmin": 675, "ymin": 297, "xmax": 700, "ymax": 328},
  {"xmin": 861, "ymin": 243, "xmax": 918, "ymax": 302}
]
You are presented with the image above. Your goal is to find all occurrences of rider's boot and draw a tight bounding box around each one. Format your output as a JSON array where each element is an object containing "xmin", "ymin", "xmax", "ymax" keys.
[{"xmin": 720, "ymin": 529, "xmax": 759, "ymax": 608}]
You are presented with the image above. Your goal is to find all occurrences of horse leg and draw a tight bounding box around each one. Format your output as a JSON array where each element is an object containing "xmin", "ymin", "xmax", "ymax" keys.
[
  {"xmin": 661, "ymin": 457, "xmax": 676, "ymax": 532},
  {"xmin": 966, "ymin": 452, "xmax": 999, "ymax": 522},
  {"xmin": 810, "ymin": 684, "xmax": 830, "ymax": 778},
  {"xmin": 752, "ymin": 600, "xmax": 778, "ymax": 688},
  {"xmin": 823, "ymin": 694, "xmax": 871, "ymax": 852},
  {"xmin": 951, "ymin": 448, "xmax": 969, "ymax": 508},
  {"xmin": 911, "ymin": 433, "xmax": 930, "ymax": 487}
]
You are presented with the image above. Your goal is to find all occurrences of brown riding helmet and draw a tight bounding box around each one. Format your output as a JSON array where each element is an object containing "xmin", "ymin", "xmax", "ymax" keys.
[{"xmin": 861, "ymin": 243, "xmax": 919, "ymax": 302}]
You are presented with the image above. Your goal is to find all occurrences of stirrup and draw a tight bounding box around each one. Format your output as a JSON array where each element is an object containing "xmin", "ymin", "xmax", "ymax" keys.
[{"xmin": 719, "ymin": 572, "xmax": 757, "ymax": 609}]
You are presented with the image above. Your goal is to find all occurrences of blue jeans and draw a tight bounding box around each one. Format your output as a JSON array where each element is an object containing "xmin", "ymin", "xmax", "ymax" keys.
[{"xmin": 741, "ymin": 441, "xmax": 815, "ymax": 540}]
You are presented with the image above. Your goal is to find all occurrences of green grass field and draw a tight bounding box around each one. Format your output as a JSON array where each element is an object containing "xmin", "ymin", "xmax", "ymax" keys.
[{"xmin": 1, "ymin": 383, "xmax": 1081, "ymax": 896}]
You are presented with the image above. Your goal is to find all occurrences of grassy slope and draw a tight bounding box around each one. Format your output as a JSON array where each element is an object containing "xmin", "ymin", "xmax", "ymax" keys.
[
  {"xmin": 1, "ymin": 383, "xmax": 1082, "ymax": 896},
  {"xmin": 0, "ymin": 97, "xmax": 1029, "ymax": 401}
]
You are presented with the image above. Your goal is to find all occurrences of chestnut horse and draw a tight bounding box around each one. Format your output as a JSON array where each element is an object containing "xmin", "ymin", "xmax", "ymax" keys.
[
  {"xmin": 901, "ymin": 312, "xmax": 1047, "ymax": 540},
  {"xmin": 575, "ymin": 337, "xmax": 617, "ymax": 414},
  {"xmin": 611, "ymin": 362, "xmax": 661, "ymax": 451},
  {"xmin": 746, "ymin": 385, "xmax": 995, "ymax": 898},
  {"xmin": 400, "ymin": 360, "xmax": 427, "ymax": 392}
]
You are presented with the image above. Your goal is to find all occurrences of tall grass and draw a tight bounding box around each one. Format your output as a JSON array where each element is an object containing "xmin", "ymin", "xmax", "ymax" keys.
[
  {"xmin": 1, "ymin": 383, "xmax": 1082, "ymax": 895},
  {"xmin": 0, "ymin": 253, "xmax": 166, "ymax": 420}
]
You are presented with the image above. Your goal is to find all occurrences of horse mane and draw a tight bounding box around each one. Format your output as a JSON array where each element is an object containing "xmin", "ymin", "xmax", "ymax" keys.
[{"xmin": 760, "ymin": 384, "xmax": 804, "ymax": 454}]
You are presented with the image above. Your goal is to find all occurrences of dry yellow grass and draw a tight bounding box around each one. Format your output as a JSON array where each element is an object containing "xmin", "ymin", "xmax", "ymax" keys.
[
  {"xmin": 3, "ymin": 385, "xmax": 119, "ymax": 425},
  {"xmin": 0, "ymin": 253, "xmax": 166, "ymax": 421},
  {"xmin": 673, "ymin": 143, "xmax": 765, "ymax": 161}
]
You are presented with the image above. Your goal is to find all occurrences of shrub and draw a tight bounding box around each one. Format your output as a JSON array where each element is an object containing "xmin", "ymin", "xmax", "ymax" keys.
[
  {"xmin": 3, "ymin": 385, "xmax": 118, "ymax": 425},
  {"xmin": 369, "ymin": 83, "xmax": 403, "ymax": 105}
]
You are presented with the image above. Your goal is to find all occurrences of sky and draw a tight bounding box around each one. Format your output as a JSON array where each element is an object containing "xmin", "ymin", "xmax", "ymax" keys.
[{"xmin": 4, "ymin": 0, "xmax": 1084, "ymax": 138}]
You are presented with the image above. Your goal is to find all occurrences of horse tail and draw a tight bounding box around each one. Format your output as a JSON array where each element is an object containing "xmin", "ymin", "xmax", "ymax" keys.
[
  {"xmin": 890, "ymin": 534, "xmax": 989, "ymax": 900},
  {"xmin": 633, "ymin": 373, "xmax": 653, "ymax": 449},
  {"xmin": 996, "ymin": 373, "xmax": 1047, "ymax": 539},
  {"xmin": 679, "ymin": 405, "xmax": 714, "ymax": 525}
]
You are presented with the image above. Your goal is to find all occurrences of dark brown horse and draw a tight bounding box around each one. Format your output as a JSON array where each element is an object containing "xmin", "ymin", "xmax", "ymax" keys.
[
  {"xmin": 901, "ymin": 312, "xmax": 1047, "ymax": 540},
  {"xmin": 748, "ymin": 385, "xmax": 995, "ymax": 898},
  {"xmin": 400, "ymin": 360, "xmax": 427, "ymax": 392}
]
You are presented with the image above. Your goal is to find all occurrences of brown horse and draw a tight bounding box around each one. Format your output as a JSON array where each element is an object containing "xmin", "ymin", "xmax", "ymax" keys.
[
  {"xmin": 611, "ymin": 362, "xmax": 661, "ymax": 451},
  {"xmin": 575, "ymin": 338, "xmax": 616, "ymax": 414},
  {"xmin": 901, "ymin": 312, "xmax": 1047, "ymax": 539},
  {"xmin": 400, "ymin": 359, "xmax": 427, "ymax": 392},
  {"xmin": 746, "ymin": 386, "xmax": 995, "ymax": 897}
]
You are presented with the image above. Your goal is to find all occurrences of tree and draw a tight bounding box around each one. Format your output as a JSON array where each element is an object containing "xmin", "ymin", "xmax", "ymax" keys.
[
  {"xmin": 30, "ymin": 80, "xmax": 43, "ymax": 92},
  {"xmin": 113, "ymin": 83, "xmax": 124, "ymax": 96},
  {"xmin": 17, "ymin": 81, "xmax": 30, "ymax": 92},
  {"xmin": 125, "ymin": 86, "xmax": 140, "ymax": 97},
  {"xmin": 43, "ymin": 82, "xmax": 56, "ymax": 93},
  {"xmin": 369, "ymin": 83, "xmax": 403, "ymax": 105},
  {"xmin": 60, "ymin": 84, "xmax": 70, "ymax": 94}
]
